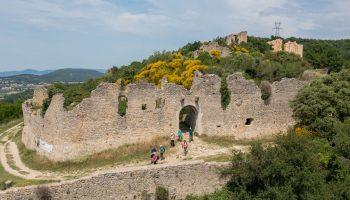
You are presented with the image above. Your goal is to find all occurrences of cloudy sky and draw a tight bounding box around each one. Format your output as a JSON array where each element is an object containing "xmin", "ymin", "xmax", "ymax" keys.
[{"xmin": 0, "ymin": 0, "xmax": 349, "ymax": 71}]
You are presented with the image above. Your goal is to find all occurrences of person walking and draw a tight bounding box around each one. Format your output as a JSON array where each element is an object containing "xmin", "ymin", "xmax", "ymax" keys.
[
  {"xmin": 159, "ymin": 145, "xmax": 166, "ymax": 160},
  {"xmin": 177, "ymin": 129, "xmax": 182, "ymax": 141},
  {"xmin": 170, "ymin": 133, "xmax": 175, "ymax": 147},
  {"xmin": 182, "ymin": 140, "xmax": 188, "ymax": 155},
  {"xmin": 189, "ymin": 127, "xmax": 193, "ymax": 142},
  {"xmin": 150, "ymin": 146, "xmax": 157, "ymax": 158},
  {"xmin": 151, "ymin": 153, "xmax": 159, "ymax": 164}
]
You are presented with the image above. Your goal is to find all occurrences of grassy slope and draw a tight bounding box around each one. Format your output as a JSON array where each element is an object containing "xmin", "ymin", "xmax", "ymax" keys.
[{"xmin": 15, "ymin": 132, "xmax": 172, "ymax": 172}]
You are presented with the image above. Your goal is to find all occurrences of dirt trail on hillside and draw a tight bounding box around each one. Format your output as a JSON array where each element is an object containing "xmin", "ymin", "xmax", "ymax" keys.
[
  {"xmin": 0, "ymin": 123, "xmax": 250, "ymax": 181},
  {"xmin": 0, "ymin": 123, "xmax": 62, "ymax": 180}
]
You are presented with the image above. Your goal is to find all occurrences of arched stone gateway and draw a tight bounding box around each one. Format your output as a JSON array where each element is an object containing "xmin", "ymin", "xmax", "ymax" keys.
[{"xmin": 179, "ymin": 105, "xmax": 198, "ymax": 132}]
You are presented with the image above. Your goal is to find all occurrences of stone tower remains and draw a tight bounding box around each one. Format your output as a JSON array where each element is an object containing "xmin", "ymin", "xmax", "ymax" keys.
[
  {"xmin": 225, "ymin": 31, "xmax": 248, "ymax": 46},
  {"xmin": 31, "ymin": 86, "xmax": 48, "ymax": 107},
  {"xmin": 284, "ymin": 41, "xmax": 303, "ymax": 57},
  {"xmin": 267, "ymin": 39, "xmax": 303, "ymax": 57}
]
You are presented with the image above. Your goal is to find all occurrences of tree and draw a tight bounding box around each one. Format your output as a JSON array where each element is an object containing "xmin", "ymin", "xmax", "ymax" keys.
[{"xmin": 291, "ymin": 69, "xmax": 350, "ymax": 139}]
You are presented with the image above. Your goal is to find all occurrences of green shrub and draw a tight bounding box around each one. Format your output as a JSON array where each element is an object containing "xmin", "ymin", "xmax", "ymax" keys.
[
  {"xmin": 0, "ymin": 102, "xmax": 22, "ymax": 123},
  {"xmin": 118, "ymin": 96, "xmax": 127, "ymax": 117},
  {"xmin": 291, "ymin": 69, "xmax": 350, "ymax": 139},
  {"xmin": 214, "ymin": 37, "xmax": 227, "ymax": 46},
  {"xmin": 260, "ymin": 81, "xmax": 272, "ymax": 104},
  {"xmin": 179, "ymin": 41, "xmax": 201, "ymax": 56},
  {"xmin": 220, "ymin": 77, "xmax": 230, "ymax": 110},
  {"xmin": 155, "ymin": 186, "xmax": 169, "ymax": 200},
  {"xmin": 41, "ymin": 98, "xmax": 51, "ymax": 116}
]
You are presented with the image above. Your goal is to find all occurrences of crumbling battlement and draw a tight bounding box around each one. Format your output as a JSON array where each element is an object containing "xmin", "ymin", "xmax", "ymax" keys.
[{"xmin": 22, "ymin": 72, "xmax": 307, "ymax": 161}]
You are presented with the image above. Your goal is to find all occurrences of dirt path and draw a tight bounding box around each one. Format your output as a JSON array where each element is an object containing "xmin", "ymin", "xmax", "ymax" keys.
[
  {"xmin": 0, "ymin": 123, "xmax": 249, "ymax": 181},
  {"xmin": 151, "ymin": 133, "xmax": 250, "ymax": 164},
  {"xmin": 0, "ymin": 123, "xmax": 62, "ymax": 180}
]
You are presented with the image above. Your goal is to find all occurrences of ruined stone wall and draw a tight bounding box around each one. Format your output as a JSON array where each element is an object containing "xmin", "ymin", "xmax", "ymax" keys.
[
  {"xmin": 0, "ymin": 161, "xmax": 229, "ymax": 200},
  {"xmin": 22, "ymin": 72, "xmax": 307, "ymax": 161},
  {"xmin": 268, "ymin": 38, "xmax": 283, "ymax": 52},
  {"xmin": 31, "ymin": 86, "xmax": 48, "ymax": 107},
  {"xmin": 193, "ymin": 42, "xmax": 231, "ymax": 58},
  {"xmin": 225, "ymin": 31, "xmax": 248, "ymax": 46},
  {"xmin": 284, "ymin": 41, "xmax": 303, "ymax": 57},
  {"xmin": 267, "ymin": 39, "xmax": 303, "ymax": 57}
]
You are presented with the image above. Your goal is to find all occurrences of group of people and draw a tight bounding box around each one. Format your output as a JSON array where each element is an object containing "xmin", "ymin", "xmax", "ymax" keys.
[
  {"xmin": 150, "ymin": 127, "xmax": 194, "ymax": 164},
  {"xmin": 150, "ymin": 144, "xmax": 166, "ymax": 164},
  {"xmin": 171, "ymin": 127, "xmax": 193, "ymax": 155}
]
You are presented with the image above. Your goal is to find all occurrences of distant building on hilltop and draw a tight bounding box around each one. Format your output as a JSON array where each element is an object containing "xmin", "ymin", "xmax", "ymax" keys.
[{"xmin": 268, "ymin": 39, "xmax": 303, "ymax": 57}]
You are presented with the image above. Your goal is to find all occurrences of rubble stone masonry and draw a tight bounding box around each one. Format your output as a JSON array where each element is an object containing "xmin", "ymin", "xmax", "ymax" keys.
[{"xmin": 22, "ymin": 72, "xmax": 307, "ymax": 161}]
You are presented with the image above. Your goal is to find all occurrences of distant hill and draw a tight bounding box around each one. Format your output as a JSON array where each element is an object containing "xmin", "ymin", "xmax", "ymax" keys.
[
  {"xmin": 0, "ymin": 68, "xmax": 104, "ymax": 84},
  {"xmin": 0, "ymin": 69, "xmax": 53, "ymax": 77}
]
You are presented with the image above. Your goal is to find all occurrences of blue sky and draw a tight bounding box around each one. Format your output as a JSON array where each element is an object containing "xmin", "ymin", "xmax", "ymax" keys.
[{"xmin": 0, "ymin": 0, "xmax": 349, "ymax": 71}]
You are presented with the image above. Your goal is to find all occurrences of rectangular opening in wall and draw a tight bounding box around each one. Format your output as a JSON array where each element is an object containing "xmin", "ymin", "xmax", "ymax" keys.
[
  {"xmin": 156, "ymin": 98, "xmax": 162, "ymax": 109},
  {"xmin": 142, "ymin": 104, "xmax": 147, "ymax": 110},
  {"xmin": 245, "ymin": 118, "xmax": 254, "ymax": 125}
]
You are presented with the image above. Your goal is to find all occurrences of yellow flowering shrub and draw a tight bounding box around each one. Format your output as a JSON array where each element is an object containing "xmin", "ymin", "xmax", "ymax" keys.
[
  {"xmin": 210, "ymin": 49, "xmax": 221, "ymax": 59},
  {"xmin": 115, "ymin": 79, "xmax": 130, "ymax": 86},
  {"xmin": 295, "ymin": 127, "xmax": 315, "ymax": 136},
  {"xmin": 231, "ymin": 46, "xmax": 249, "ymax": 54},
  {"xmin": 134, "ymin": 53, "xmax": 207, "ymax": 89}
]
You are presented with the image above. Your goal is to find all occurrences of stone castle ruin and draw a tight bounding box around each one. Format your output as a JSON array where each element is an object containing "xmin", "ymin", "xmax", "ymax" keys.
[
  {"xmin": 268, "ymin": 39, "xmax": 303, "ymax": 57},
  {"xmin": 193, "ymin": 31, "xmax": 248, "ymax": 58},
  {"xmin": 22, "ymin": 71, "xmax": 306, "ymax": 161},
  {"xmin": 225, "ymin": 31, "xmax": 248, "ymax": 46}
]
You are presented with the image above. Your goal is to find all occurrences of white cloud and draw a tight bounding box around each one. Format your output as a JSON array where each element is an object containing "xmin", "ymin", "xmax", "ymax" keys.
[
  {"xmin": 1, "ymin": 0, "xmax": 349, "ymax": 38},
  {"xmin": 0, "ymin": 0, "xmax": 349, "ymax": 70}
]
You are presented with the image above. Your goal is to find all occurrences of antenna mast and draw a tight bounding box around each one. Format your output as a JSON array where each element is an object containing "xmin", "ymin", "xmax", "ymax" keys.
[{"xmin": 273, "ymin": 22, "xmax": 282, "ymax": 37}]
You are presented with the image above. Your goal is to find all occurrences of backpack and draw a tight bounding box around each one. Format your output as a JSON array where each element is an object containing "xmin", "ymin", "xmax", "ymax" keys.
[{"xmin": 160, "ymin": 147, "xmax": 165, "ymax": 153}]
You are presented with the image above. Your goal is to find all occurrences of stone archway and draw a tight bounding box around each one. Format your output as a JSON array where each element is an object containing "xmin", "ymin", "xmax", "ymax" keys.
[{"xmin": 179, "ymin": 105, "xmax": 198, "ymax": 132}]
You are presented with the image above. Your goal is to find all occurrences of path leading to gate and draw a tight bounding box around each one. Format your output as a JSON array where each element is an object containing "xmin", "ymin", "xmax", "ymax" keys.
[
  {"xmin": 0, "ymin": 123, "xmax": 62, "ymax": 180},
  {"xmin": 0, "ymin": 122, "xmax": 250, "ymax": 182},
  {"xmin": 162, "ymin": 133, "xmax": 249, "ymax": 163}
]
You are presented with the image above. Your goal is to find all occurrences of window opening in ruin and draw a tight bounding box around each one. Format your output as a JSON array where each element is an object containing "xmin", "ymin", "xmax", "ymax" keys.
[
  {"xmin": 245, "ymin": 118, "xmax": 254, "ymax": 125},
  {"xmin": 142, "ymin": 104, "xmax": 147, "ymax": 110},
  {"xmin": 155, "ymin": 98, "xmax": 163, "ymax": 109},
  {"xmin": 118, "ymin": 96, "xmax": 127, "ymax": 117},
  {"xmin": 179, "ymin": 105, "xmax": 198, "ymax": 132}
]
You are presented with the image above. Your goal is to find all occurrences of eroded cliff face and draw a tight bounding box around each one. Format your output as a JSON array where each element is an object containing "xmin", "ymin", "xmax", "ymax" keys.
[{"xmin": 22, "ymin": 72, "xmax": 307, "ymax": 161}]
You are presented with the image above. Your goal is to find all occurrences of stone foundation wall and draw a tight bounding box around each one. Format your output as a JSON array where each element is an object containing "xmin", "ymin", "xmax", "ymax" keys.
[
  {"xmin": 22, "ymin": 72, "xmax": 307, "ymax": 161},
  {"xmin": 0, "ymin": 161, "xmax": 230, "ymax": 200}
]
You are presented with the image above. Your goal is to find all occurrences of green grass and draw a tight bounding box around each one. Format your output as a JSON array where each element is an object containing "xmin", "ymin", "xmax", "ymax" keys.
[
  {"xmin": 199, "ymin": 134, "xmax": 276, "ymax": 147},
  {"xmin": 0, "ymin": 160, "xmax": 54, "ymax": 190},
  {"xmin": 0, "ymin": 119, "xmax": 22, "ymax": 139},
  {"xmin": 199, "ymin": 154, "xmax": 232, "ymax": 162},
  {"xmin": 15, "ymin": 131, "xmax": 172, "ymax": 173}
]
